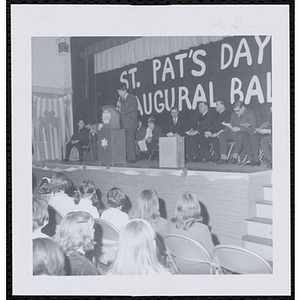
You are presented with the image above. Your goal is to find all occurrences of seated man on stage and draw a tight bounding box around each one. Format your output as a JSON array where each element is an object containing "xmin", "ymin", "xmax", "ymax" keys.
[
  {"xmin": 198, "ymin": 99, "xmax": 231, "ymax": 162},
  {"xmin": 215, "ymin": 101, "xmax": 256, "ymax": 165},
  {"xmin": 137, "ymin": 116, "xmax": 164, "ymax": 161},
  {"xmin": 185, "ymin": 101, "xmax": 215, "ymax": 162},
  {"xmin": 63, "ymin": 120, "xmax": 89, "ymax": 162},
  {"xmin": 163, "ymin": 106, "xmax": 186, "ymax": 137}
]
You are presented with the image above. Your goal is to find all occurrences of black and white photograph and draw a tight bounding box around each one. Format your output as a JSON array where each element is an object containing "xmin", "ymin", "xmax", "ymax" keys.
[{"xmin": 10, "ymin": 4, "xmax": 292, "ymax": 296}]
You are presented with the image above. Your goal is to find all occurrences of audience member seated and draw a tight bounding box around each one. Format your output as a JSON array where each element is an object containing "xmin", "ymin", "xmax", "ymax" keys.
[
  {"xmin": 48, "ymin": 172, "xmax": 76, "ymax": 216},
  {"xmin": 63, "ymin": 119, "xmax": 89, "ymax": 162},
  {"xmin": 163, "ymin": 106, "xmax": 187, "ymax": 137},
  {"xmin": 72, "ymin": 180, "xmax": 100, "ymax": 218},
  {"xmin": 133, "ymin": 189, "xmax": 168, "ymax": 238},
  {"xmin": 198, "ymin": 99, "xmax": 231, "ymax": 162},
  {"xmin": 166, "ymin": 191, "xmax": 214, "ymax": 256},
  {"xmin": 215, "ymin": 100, "xmax": 256, "ymax": 165},
  {"xmin": 135, "ymin": 120, "xmax": 147, "ymax": 160},
  {"xmin": 99, "ymin": 187, "xmax": 129, "ymax": 265},
  {"xmin": 54, "ymin": 211, "xmax": 100, "ymax": 276},
  {"xmin": 109, "ymin": 219, "xmax": 171, "ymax": 275},
  {"xmin": 35, "ymin": 177, "xmax": 52, "ymax": 199},
  {"xmin": 185, "ymin": 102, "xmax": 215, "ymax": 162},
  {"xmin": 32, "ymin": 195, "xmax": 50, "ymax": 239},
  {"xmin": 33, "ymin": 238, "xmax": 65, "ymax": 276},
  {"xmin": 137, "ymin": 116, "xmax": 165, "ymax": 161}
]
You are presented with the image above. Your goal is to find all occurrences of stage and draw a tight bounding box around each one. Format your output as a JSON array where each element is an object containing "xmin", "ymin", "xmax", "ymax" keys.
[{"xmin": 32, "ymin": 159, "xmax": 272, "ymax": 248}]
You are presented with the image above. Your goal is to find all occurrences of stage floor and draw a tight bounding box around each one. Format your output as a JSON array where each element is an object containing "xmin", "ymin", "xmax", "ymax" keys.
[{"xmin": 33, "ymin": 158, "xmax": 270, "ymax": 174}]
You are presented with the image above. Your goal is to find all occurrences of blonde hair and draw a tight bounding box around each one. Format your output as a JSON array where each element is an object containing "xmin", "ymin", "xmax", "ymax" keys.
[
  {"xmin": 51, "ymin": 172, "xmax": 72, "ymax": 194},
  {"xmin": 134, "ymin": 190, "xmax": 161, "ymax": 228},
  {"xmin": 54, "ymin": 211, "xmax": 94, "ymax": 256},
  {"xmin": 110, "ymin": 219, "xmax": 167, "ymax": 275},
  {"xmin": 32, "ymin": 195, "xmax": 49, "ymax": 232},
  {"xmin": 33, "ymin": 238, "xmax": 65, "ymax": 276},
  {"xmin": 171, "ymin": 191, "xmax": 203, "ymax": 230}
]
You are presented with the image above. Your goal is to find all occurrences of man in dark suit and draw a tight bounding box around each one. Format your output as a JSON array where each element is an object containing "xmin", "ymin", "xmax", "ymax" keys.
[
  {"xmin": 116, "ymin": 83, "xmax": 138, "ymax": 164},
  {"xmin": 163, "ymin": 106, "xmax": 186, "ymax": 137},
  {"xmin": 185, "ymin": 101, "xmax": 215, "ymax": 162},
  {"xmin": 63, "ymin": 120, "xmax": 89, "ymax": 162},
  {"xmin": 198, "ymin": 99, "xmax": 231, "ymax": 162}
]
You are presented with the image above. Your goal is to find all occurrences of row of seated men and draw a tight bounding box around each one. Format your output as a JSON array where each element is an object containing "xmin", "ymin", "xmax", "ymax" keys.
[
  {"xmin": 63, "ymin": 100, "xmax": 272, "ymax": 168},
  {"xmin": 135, "ymin": 100, "xmax": 272, "ymax": 167}
]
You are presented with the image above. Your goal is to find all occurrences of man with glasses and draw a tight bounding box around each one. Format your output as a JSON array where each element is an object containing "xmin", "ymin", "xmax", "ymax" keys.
[{"xmin": 215, "ymin": 101, "xmax": 256, "ymax": 165}]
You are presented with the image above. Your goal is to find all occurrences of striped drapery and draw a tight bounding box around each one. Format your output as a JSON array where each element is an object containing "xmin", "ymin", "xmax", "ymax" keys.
[
  {"xmin": 32, "ymin": 93, "xmax": 74, "ymax": 161},
  {"xmin": 94, "ymin": 36, "xmax": 226, "ymax": 74}
]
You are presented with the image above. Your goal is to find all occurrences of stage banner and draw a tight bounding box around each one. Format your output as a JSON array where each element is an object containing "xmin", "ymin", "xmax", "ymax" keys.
[{"xmin": 96, "ymin": 36, "xmax": 272, "ymax": 128}]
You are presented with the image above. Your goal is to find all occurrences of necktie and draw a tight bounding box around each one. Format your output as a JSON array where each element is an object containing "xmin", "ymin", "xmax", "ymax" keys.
[{"xmin": 173, "ymin": 118, "xmax": 177, "ymax": 126}]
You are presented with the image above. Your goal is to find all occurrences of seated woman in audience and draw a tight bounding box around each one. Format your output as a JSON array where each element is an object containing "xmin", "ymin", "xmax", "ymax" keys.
[
  {"xmin": 54, "ymin": 211, "xmax": 100, "ymax": 276},
  {"xmin": 133, "ymin": 189, "xmax": 167, "ymax": 238},
  {"xmin": 98, "ymin": 188, "xmax": 129, "ymax": 266},
  {"xmin": 36, "ymin": 177, "xmax": 52, "ymax": 199},
  {"xmin": 33, "ymin": 237, "xmax": 65, "ymax": 276},
  {"xmin": 109, "ymin": 219, "xmax": 170, "ymax": 275},
  {"xmin": 101, "ymin": 187, "xmax": 129, "ymax": 231},
  {"xmin": 32, "ymin": 195, "xmax": 50, "ymax": 239},
  {"xmin": 72, "ymin": 180, "xmax": 100, "ymax": 218},
  {"xmin": 48, "ymin": 172, "xmax": 76, "ymax": 216},
  {"xmin": 166, "ymin": 191, "xmax": 214, "ymax": 256}
]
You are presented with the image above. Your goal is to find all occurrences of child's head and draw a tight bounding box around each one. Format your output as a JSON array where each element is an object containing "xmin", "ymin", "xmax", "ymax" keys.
[
  {"xmin": 135, "ymin": 189, "xmax": 160, "ymax": 223},
  {"xmin": 37, "ymin": 177, "xmax": 52, "ymax": 195},
  {"xmin": 33, "ymin": 238, "xmax": 65, "ymax": 276},
  {"xmin": 110, "ymin": 219, "xmax": 165, "ymax": 275},
  {"xmin": 74, "ymin": 180, "xmax": 98, "ymax": 204},
  {"xmin": 106, "ymin": 187, "xmax": 126, "ymax": 208},
  {"xmin": 54, "ymin": 211, "xmax": 95, "ymax": 255},
  {"xmin": 173, "ymin": 191, "xmax": 202, "ymax": 229},
  {"xmin": 32, "ymin": 195, "xmax": 49, "ymax": 232},
  {"xmin": 147, "ymin": 116, "xmax": 155, "ymax": 130},
  {"xmin": 51, "ymin": 172, "xmax": 71, "ymax": 194}
]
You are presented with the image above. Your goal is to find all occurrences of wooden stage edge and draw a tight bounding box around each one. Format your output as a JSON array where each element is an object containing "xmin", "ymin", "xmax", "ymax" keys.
[{"xmin": 33, "ymin": 162, "xmax": 272, "ymax": 248}]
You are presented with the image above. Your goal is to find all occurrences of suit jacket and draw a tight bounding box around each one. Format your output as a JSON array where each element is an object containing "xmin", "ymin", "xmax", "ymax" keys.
[
  {"xmin": 119, "ymin": 93, "xmax": 138, "ymax": 129},
  {"xmin": 151, "ymin": 125, "xmax": 165, "ymax": 141},
  {"xmin": 210, "ymin": 110, "xmax": 232, "ymax": 134},
  {"xmin": 192, "ymin": 109, "xmax": 216, "ymax": 135},
  {"xmin": 71, "ymin": 127, "xmax": 89, "ymax": 144},
  {"xmin": 163, "ymin": 114, "xmax": 186, "ymax": 136},
  {"xmin": 230, "ymin": 107, "xmax": 256, "ymax": 134}
]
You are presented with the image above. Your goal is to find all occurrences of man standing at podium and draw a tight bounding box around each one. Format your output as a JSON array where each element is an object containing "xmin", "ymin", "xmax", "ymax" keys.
[{"xmin": 116, "ymin": 83, "xmax": 138, "ymax": 164}]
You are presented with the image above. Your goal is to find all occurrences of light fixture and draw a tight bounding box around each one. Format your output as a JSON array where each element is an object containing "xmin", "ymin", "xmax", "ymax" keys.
[{"xmin": 56, "ymin": 37, "xmax": 69, "ymax": 53}]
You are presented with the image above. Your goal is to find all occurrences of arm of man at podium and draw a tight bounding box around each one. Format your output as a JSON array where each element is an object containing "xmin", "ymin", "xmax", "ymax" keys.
[{"xmin": 120, "ymin": 95, "xmax": 138, "ymax": 117}]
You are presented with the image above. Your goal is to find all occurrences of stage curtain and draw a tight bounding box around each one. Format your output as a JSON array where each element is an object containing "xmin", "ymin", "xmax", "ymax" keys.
[
  {"xmin": 94, "ymin": 36, "xmax": 225, "ymax": 74},
  {"xmin": 32, "ymin": 93, "xmax": 74, "ymax": 161}
]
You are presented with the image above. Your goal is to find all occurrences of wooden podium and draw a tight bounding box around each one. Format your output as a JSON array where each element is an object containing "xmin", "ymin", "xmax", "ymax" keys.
[
  {"xmin": 159, "ymin": 136, "xmax": 185, "ymax": 168},
  {"xmin": 98, "ymin": 105, "xmax": 126, "ymax": 165}
]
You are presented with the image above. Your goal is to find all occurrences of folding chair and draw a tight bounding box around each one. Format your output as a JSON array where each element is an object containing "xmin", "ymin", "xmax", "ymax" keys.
[
  {"xmin": 213, "ymin": 244, "xmax": 273, "ymax": 274},
  {"xmin": 41, "ymin": 205, "xmax": 64, "ymax": 237},
  {"xmin": 164, "ymin": 234, "xmax": 219, "ymax": 274}
]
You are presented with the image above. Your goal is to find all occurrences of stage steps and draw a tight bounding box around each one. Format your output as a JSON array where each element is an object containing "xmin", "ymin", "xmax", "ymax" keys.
[{"xmin": 242, "ymin": 185, "xmax": 273, "ymax": 261}]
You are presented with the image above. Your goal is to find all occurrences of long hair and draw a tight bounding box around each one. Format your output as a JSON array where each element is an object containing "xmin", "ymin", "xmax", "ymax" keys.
[
  {"xmin": 33, "ymin": 238, "xmax": 65, "ymax": 276},
  {"xmin": 134, "ymin": 190, "xmax": 161, "ymax": 228},
  {"xmin": 110, "ymin": 219, "xmax": 167, "ymax": 275},
  {"xmin": 106, "ymin": 187, "xmax": 126, "ymax": 208},
  {"xmin": 171, "ymin": 191, "xmax": 203, "ymax": 230},
  {"xmin": 73, "ymin": 180, "xmax": 98, "ymax": 205},
  {"xmin": 53, "ymin": 211, "xmax": 95, "ymax": 256},
  {"xmin": 32, "ymin": 195, "xmax": 49, "ymax": 232},
  {"xmin": 50, "ymin": 172, "xmax": 72, "ymax": 194}
]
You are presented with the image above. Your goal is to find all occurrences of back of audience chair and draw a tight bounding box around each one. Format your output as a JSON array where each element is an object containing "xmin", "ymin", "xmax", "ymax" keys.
[
  {"xmin": 213, "ymin": 245, "xmax": 273, "ymax": 274},
  {"xmin": 164, "ymin": 234, "xmax": 217, "ymax": 274}
]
